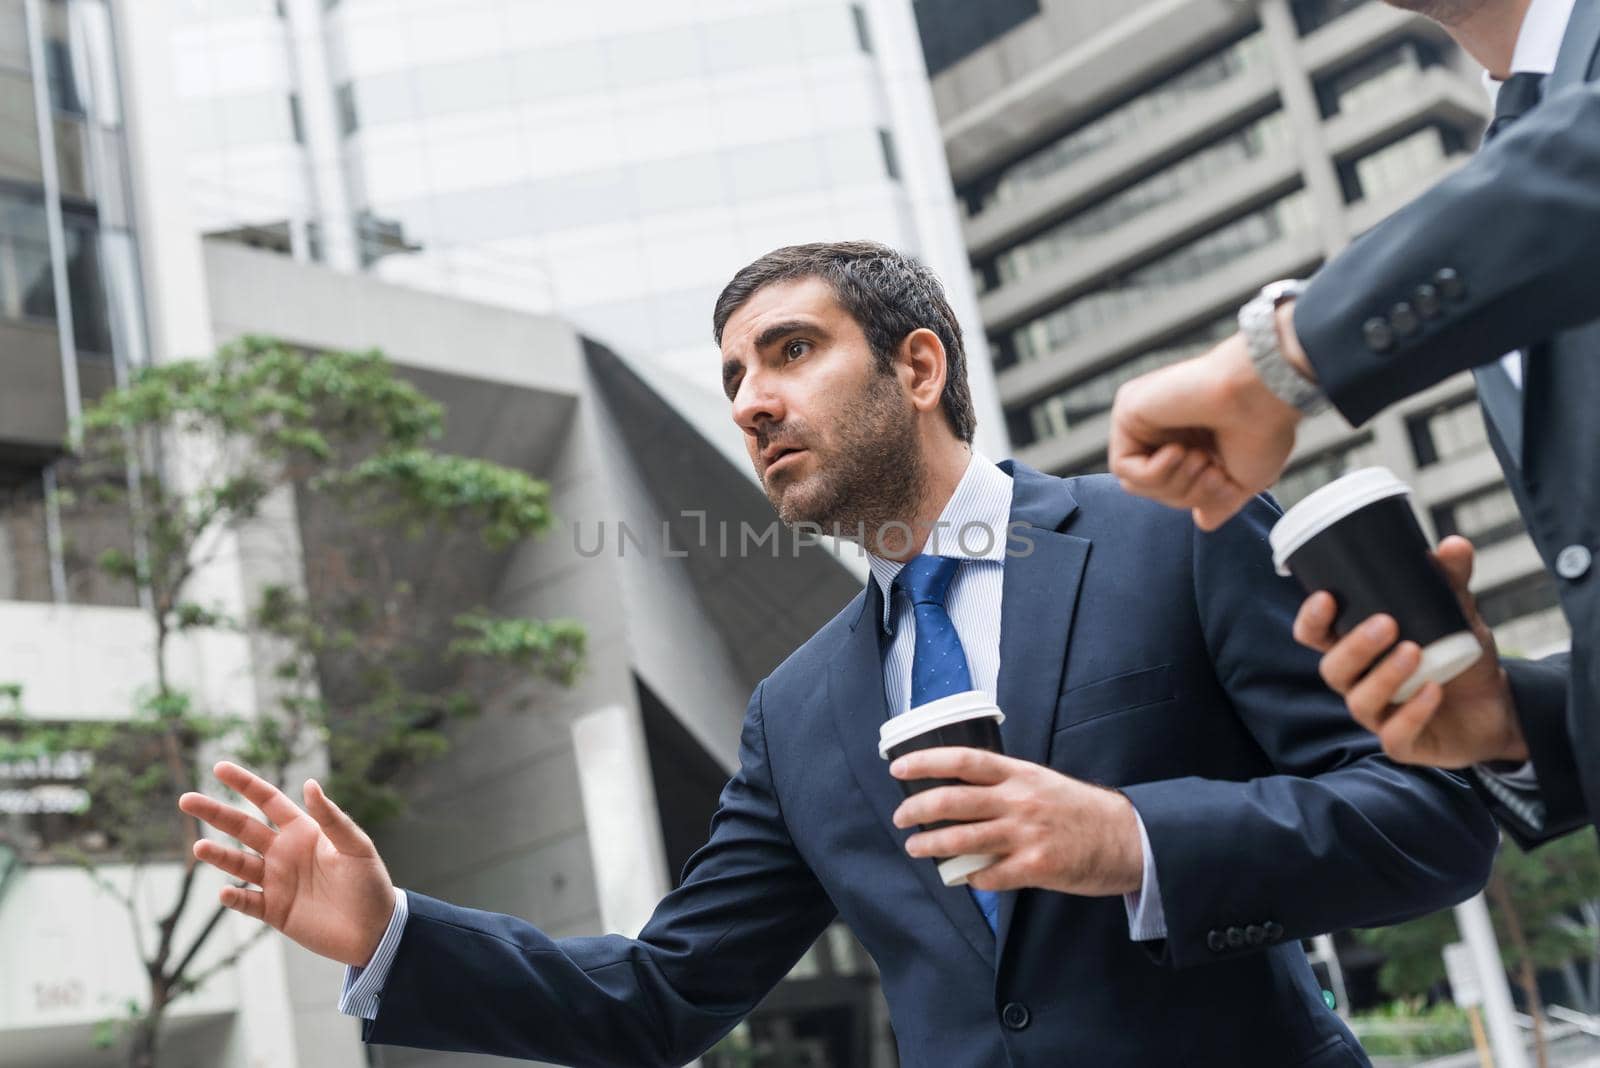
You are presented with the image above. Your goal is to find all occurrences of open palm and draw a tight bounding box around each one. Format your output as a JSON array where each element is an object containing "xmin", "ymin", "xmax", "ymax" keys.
[{"xmin": 178, "ymin": 761, "xmax": 397, "ymax": 967}]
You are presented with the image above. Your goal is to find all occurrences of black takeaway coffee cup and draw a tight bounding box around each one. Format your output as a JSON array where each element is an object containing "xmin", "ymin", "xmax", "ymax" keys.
[
  {"xmin": 1269, "ymin": 466, "xmax": 1482, "ymax": 702},
  {"xmin": 878, "ymin": 691, "xmax": 1006, "ymax": 886}
]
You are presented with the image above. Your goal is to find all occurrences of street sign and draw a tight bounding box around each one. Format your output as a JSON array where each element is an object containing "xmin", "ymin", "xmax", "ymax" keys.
[{"xmin": 1444, "ymin": 941, "xmax": 1484, "ymax": 1008}]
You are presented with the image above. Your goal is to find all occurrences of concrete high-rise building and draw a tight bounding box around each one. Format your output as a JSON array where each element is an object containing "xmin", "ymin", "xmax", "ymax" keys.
[
  {"xmin": 169, "ymin": 0, "xmax": 1008, "ymax": 460},
  {"xmin": 919, "ymin": 0, "xmax": 1568, "ymax": 658}
]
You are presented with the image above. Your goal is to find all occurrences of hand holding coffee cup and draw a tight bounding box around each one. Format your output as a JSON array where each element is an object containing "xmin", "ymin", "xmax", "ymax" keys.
[
  {"xmin": 878, "ymin": 691, "xmax": 1006, "ymax": 886},
  {"xmin": 1270, "ymin": 468, "xmax": 1483, "ymax": 703},
  {"xmin": 1293, "ymin": 534, "xmax": 1528, "ymax": 768}
]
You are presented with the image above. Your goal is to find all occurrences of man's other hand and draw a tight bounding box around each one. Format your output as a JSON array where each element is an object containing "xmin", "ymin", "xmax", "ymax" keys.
[
  {"xmin": 889, "ymin": 749, "xmax": 1143, "ymax": 896},
  {"xmin": 178, "ymin": 761, "xmax": 397, "ymax": 967},
  {"xmin": 1292, "ymin": 535, "xmax": 1529, "ymax": 768},
  {"xmin": 1108, "ymin": 328, "xmax": 1302, "ymax": 531}
]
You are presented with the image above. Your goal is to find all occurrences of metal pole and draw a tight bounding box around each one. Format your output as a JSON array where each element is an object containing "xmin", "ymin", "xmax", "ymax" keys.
[{"xmin": 1456, "ymin": 891, "xmax": 1530, "ymax": 1068}]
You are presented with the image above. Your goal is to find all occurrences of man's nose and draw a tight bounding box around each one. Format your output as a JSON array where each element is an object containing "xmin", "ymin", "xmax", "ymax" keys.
[{"xmin": 731, "ymin": 371, "xmax": 784, "ymax": 431}]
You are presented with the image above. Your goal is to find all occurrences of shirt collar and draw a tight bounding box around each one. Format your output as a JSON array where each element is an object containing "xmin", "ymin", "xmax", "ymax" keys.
[
  {"xmin": 866, "ymin": 450, "xmax": 1013, "ymax": 634},
  {"xmin": 1483, "ymin": 0, "xmax": 1576, "ymax": 102}
]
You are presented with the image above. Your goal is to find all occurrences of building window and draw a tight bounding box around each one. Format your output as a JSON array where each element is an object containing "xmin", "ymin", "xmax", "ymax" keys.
[
  {"xmin": 1432, "ymin": 484, "xmax": 1525, "ymax": 549},
  {"xmin": 1009, "ymin": 317, "xmax": 1232, "ymax": 446},
  {"xmin": 0, "ymin": 462, "xmax": 53, "ymax": 603},
  {"xmin": 878, "ymin": 128, "xmax": 900, "ymax": 181},
  {"xmin": 962, "ymin": 30, "xmax": 1269, "ymax": 216},
  {"xmin": 1290, "ymin": 0, "xmax": 1372, "ymax": 37},
  {"xmin": 912, "ymin": 0, "xmax": 1040, "ymax": 77},
  {"xmin": 289, "ymin": 92, "xmax": 305, "ymax": 145},
  {"xmin": 1407, "ymin": 394, "xmax": 1489, "ymax": 466},
  {"xmin": 1339, "ymin": 124, "xmax": 1466, "ymax": 204},
  {"xmin": 1272, "ymin": 437, "xmax": 1383, "ymax": 510},
  {"xmin": 1478, "ymin": 571, "xmax": 1561, "ymax": 629},
  {"xmin": 0, "ymin": 190, "xmax": 56, "ymax": 324},
  {"xmin": 1315, "ymin": 38, "xmax": 1443, "ymax": 118},
  {"xmin": 984, "ymin": 110, "xmax": 1291, "ymax": 292},
  {"xmin": 1006, "ymin": 189, "xmax": 1316, "ymax": 366}
]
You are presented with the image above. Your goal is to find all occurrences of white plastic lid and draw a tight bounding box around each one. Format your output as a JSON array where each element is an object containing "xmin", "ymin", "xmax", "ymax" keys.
[
  {"xmin": 1269, "ymin": 466, "xmax": 1412, "ymax": 576},
  {"xmin": 878, "ymin": 690, "xmax": 1004, "ymax": 759}
]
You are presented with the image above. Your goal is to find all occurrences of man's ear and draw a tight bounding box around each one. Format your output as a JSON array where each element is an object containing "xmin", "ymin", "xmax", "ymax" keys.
[{"xmin": 899, "ymin": 328, "xmax": 947, "ymax": 415}]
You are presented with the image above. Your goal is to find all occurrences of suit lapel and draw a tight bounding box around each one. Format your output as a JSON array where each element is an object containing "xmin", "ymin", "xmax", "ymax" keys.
[
  {"xmin": 1550, "ymin": 0, "xmax": 1600, "ymax": 92},
  {"xmin": 990, "ymin": 462, "xmax": 1090, "ymax": 958},
  {"xmin": 827, "ymin": 580, "xmax": 999, "ymax": 969}
]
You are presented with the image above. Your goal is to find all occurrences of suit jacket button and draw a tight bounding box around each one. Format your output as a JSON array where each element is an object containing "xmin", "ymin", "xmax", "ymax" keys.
[
  {"xmin": 1414, "ymin": 284, "xmax": 1441, "ymax": 318},
  {"xmin": 1207, "ymin": 929, "xmax": 1227, "ymax": 952},
  {"xmin": 1002, "ymin": 1002, "xmax": 1031, "ymax": 1030},
  {"xmin": 1245, "ymin": 924, "xmax": 1267, "ymax": 946},
  {"xmin": 1557, "ymin": 545, "xmax": 1592, "ymax": 580},
  {"xmin": 1390, "ymin": 302, "xmax": 1420, "ymax": 337},
  {"xmin": 1264, "ymin": 921, "xmax": 1285, "ymax": 941},
  {"xmin": 1226, "ymin": 926, "xmax": 1246, "ymax": 949},
  {"xmin": 1434, "ymin": 268, "xmax": 1465, "ymax": 300},
  {"xmin": 1362, "ymin": 317, "xmax": 1394, "ymax": 353}
]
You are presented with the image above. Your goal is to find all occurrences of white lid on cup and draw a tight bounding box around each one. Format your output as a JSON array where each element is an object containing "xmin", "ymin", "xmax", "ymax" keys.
[
  {"xmin": 1269, "ymin": 466, "xmax": 1412, "ymax": 577},
  {"xmin": 878, "ymin": 690, "xmax": 1004, "ymax": 760}
]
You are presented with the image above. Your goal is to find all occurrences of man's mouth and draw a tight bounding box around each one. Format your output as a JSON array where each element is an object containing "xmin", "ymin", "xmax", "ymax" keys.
[{"xmin": 764, "ymin": 446, "xmax": 807, "ymax": 474}]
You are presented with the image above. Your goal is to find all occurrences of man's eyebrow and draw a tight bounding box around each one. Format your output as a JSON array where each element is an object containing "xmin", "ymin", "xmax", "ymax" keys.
[{"xmin": 752, "ymin": 319, "xmax": 821, "ymax": 351}]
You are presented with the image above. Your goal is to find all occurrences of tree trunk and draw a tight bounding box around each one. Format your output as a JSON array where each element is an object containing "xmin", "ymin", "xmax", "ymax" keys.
[
  {"xmin": 1489, "ymin": 870, "xmax": 1548, "ymax": 1068},
  {"xmin": 127, "ymin": 981, "xmax": 167, "ymax": 1068}
]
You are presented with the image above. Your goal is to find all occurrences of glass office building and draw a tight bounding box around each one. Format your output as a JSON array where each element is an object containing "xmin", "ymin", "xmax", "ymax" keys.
[
  {"xmin": 171, "ymin": 0, "xmax": 1006, "ymax": 457},
  {"xmin": 921, "ymin": 0, "xmax": 1568, "ymax": 658}
]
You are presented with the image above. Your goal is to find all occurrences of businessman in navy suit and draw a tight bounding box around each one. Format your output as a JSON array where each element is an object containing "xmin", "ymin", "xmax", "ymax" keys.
[
  {"xmin": 180, "ymin": 242, "xmax": 1495, "ymax": 1067},
  {"xmin": 1107, "ymin": 0, "xmax": 1599, "ymax": 850}
]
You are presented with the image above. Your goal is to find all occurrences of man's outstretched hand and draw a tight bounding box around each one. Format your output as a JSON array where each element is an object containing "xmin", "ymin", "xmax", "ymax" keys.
[{"xmin": 178, "ymin": 761, "xmax": 397, "ymax": 968}]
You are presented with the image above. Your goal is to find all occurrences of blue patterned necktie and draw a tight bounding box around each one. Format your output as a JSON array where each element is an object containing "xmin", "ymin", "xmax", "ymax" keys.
[{"xmin": 893, "ymin": 554, "xmax": 1000, "ymax": 934}]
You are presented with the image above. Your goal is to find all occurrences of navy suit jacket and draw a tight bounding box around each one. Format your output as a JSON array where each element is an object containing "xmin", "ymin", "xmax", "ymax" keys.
[
  {"xmin": 363, "ymin": 464, "xmax": 1495, "ymax": 1067},
  {"xmin": 1294, "ymin": 3, "xmax": 1600, "ymax": 846}
]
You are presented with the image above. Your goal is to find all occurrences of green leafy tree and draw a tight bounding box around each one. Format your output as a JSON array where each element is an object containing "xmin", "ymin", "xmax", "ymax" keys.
[{"xmin": 0, "ymin": 337, "xmax": 584, "ymax": 1068}]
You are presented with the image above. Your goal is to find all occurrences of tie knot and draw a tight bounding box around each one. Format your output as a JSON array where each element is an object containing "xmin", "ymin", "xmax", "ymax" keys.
[
  {"xmin": 895, "ymin": 554, "xmax": 961, "ymax": 608},
  {"xmin": 1491, "ymin": 71, "xmax": 1545, "ymax": 130}
]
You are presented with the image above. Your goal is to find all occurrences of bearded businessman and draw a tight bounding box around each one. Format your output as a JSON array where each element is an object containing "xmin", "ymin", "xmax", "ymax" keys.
[
  {"xmin": 180, "ymin": 242, "xmax": 1495, "ymax": 1067},
  {"xmin": 1107, "ymin": 0, "xmax": 1599, "ymax": 849}
]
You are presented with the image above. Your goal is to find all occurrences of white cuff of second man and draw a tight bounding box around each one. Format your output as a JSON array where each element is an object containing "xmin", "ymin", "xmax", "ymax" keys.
[{"xmin": 1122, "ymin": 811, "xmax": 1167, "ymax": 942}]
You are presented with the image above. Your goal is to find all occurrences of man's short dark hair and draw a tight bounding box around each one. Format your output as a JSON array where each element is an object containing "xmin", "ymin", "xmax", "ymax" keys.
[{"xmin": 712, "ymin": 241, "xmax": 978, "ymax": 444}]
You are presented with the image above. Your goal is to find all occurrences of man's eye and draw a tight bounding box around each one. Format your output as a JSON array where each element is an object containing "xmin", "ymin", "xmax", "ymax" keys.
[{"xmin": 785, "ymin": 340, "xmax": 811, "ymax": 361}]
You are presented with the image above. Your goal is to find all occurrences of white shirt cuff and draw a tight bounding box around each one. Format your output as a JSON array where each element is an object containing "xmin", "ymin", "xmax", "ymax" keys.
[
  {"xmin": 1122, "ymin": 810, "xmax": 1167, "ymax": 942},
  {"xmin": 338, "ymin": 887, "xmax": 409, "ymax": 1021},
  {"xmin": 1484, "ymin": 761, "xmax": 1540, "ymax": 791}
]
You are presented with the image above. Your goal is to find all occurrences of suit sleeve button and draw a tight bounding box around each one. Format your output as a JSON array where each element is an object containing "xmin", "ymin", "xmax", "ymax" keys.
[
  {"xmin": 1001, "ymin": 1002, "xmax": 1031, "ymax": 1030},
  {"xmin": 1264, "ymin": 921, "xmax": 1285, "ymax": 941},
  {"xmin": 1390, "ymin": 302, "xmax": 1420, "ymax": 337},
  {"xmin": 1362, "ymin": 317, "xmax": 1394, "ymax": 352},
  {"xmin": 1245, "ymin": 925, "xmax": 1267, "ymax": 946},
  {"xmin": 1226, "ymin": 926, "xmax": 1246, "ymax": 948},
  {"xmin": 1207, "ymin": 930, "xmax": 1227, "ymax": 952},
  {"xmin": 1414, "ymin": 284, "xmax": 1441, "ymax": 318},
  {"xmin": 1434, "ymin": 268, "xmax": 1465, "ymax": 300}
]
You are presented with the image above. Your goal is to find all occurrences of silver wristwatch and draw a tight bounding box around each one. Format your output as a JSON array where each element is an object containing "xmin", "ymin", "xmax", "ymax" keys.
[{"xmin": 1238, "ymin": 279, "xmax": 1329, "ymax": 415}]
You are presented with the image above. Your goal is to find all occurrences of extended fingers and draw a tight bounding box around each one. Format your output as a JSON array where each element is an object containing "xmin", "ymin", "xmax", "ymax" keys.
[
  {"xmin": 1375, "ymin": 683, "xmax": 1447, "ymax": 765},
  {"xmin": 1344, "ymin": 641, "xmax": 1422, "ymax": 731},
  {"xmin": 219, "ymin": 884, "xmax": 267, "ymax": 921},
  {"xmin": 178, "ymin": 791, "xmax": 275, "ymax": 854},
  {"xmin": 214, "ymin": 761, "xmax": 303, "ymax": 828},
  {"xmin": 194, "ymin": 838, "xmax": 266, "ymax": 887},
  {"xmin": 303, "ymin": 779, "xmax": 376, "ymax": 859}
]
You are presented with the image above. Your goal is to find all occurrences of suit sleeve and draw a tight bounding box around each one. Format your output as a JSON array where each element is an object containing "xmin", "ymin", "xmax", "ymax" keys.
[
  {"xmin": 363, "ymin": 681, "xmax": 837, "ymax": 1067},
  {"xmin": 1120, "ymin": 496, "xmax": 1499, "ymax": 969},
  {"xmin": 1294, "ymin": 78, "xmax": 1600, "ymax": 424},
  {"xmin": 1484, "ymin": 653, "xmax": 1592, "ymax": 847}
]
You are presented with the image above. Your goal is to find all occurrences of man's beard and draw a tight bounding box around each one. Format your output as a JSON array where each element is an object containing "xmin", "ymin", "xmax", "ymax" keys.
[
  {"xmin": 1382, "ymin": 0, "xmax": 1490, "ymax": 24},
  {"xmin": 762, "ymin": 370, "xmax": 926, "ymax": 545}
]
